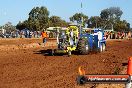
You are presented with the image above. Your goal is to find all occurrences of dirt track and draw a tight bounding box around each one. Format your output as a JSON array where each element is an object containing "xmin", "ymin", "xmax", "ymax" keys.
[{"xmin": 0, "ymin": 38, "xmax": 132, "ymax": 88}]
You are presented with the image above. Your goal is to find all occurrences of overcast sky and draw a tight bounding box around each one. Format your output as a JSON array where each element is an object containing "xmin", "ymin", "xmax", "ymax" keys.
[{"xmin": 0, "ymin": 0, "xmax": 131, "ymax": 27}]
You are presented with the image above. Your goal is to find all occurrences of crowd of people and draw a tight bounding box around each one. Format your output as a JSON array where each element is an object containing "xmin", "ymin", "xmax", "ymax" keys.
[
  {"xmin": 0, "ymin": 28, "xmax": 132, "ymax": 40},
  {"xmin": 104, "ymin": 31, "xmax": 132, "ymax": 39},
  {"xmin": 0, "ymin": 28, "xmax": 48, "ymax": 44},
  {"xmin": 0, "ymin": 29, "xmax": 43, "ymax": 38},
  {"xmin": 19, "ymin": 29, "xmax": 42, "ymax": 38}
]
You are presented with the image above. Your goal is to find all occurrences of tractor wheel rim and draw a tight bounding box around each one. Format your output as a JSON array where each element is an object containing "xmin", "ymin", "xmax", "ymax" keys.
[
  {"xmin": 102, "ymin": 44, "xmax": 105, "ymax": 51},
  {"xmin": 68, "ymin": 51, "xmax": 71, "ymax": 56},
  {"xmin": 86, "ymin": 45, "xmax": 89, "ymax": 51},
  {"xmin": 100, "ymin": 45, "xmax": 103, "ymax": 52}
]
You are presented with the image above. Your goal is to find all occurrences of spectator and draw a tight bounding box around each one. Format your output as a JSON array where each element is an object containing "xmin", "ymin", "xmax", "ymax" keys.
[
  {"xmin": 128, "ymin": 32, "xmax": 131, "ymax": 40},
  {"xmin": 41, "ymin": 29, "xmax": 48, "ymax": 45}
]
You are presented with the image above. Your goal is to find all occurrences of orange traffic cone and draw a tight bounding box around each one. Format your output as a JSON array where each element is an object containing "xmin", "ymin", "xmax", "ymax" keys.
[
  {"xmin": 127, "ymin": 57, "xmax": 132, "ymax": 75},
  {"xmin": 78, "ymin": 66, "xmax": 85, "ymax": 76}
]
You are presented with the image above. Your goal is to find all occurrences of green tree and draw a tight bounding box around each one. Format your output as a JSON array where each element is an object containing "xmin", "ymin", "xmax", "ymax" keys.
[
  {"xmin": 49, "ymin": 16, "xmax": 62, "ymax": 27},
  {"xmin": 28, "ymin": 6, "xmax": 50, "ymax": 31},
  {"xmin": 100, "ymin": 7, "xmax": 123, "ymax": 21},
  {"xmin": 16, "ymin": 20, "xmax": 29, "ymax": 30},
  {"xmin": 49, "ymin": 16, "xmax": 68, "ymax": 27},
  {"xmin": 3, "ymin": 22, "xmax": 16, "ymax": 33},
  {"xmin": 114, "ymin": 20, "xmax": 130, "ymax": 31},
  {"xmin": 69, "ymin": 13, "xmax": 88, "ymax": 26},
  {"xmin": 130, "ymin": 28, "xmax": 132, "ymax": 31},
  {"xmin": 87, "ymin": 16, "xmax": 102, "ymax": 28},
  {"xmin": 16, "ymin": 21, "xmax": 25, "ymax": 30},
  {"xmin": 126, "ymin": 23, "xmax": 130, "ymax": 31},
  {"xmin": 0, "ymin": 26, "xmax": 2, "ymax": 29},
  {"xmin": 100, "ymin": 7, "xmax": 123, "ymax": 30}
]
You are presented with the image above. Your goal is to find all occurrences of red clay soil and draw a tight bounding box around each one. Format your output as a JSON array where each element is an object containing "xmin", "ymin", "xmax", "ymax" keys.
[
  {"xmin": 0, "ymin": 38, "xmax": 55, "ymax": 45},
  {"xmin": 0, "ymin": 39, "xmax": 132, "ymax": 88}
]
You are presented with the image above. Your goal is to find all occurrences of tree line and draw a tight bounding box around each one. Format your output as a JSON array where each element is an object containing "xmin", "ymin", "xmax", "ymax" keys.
[
  {"xmin": 70, "ymin": 7, "xmax": 131, "ymax": 32},
  {"xmin": 16, "ymin": 6, "xmax": 69, "ymax": 31},
  {"xmin": 1, "ymin": 6, "xmax": 131, "ymax": 32}
]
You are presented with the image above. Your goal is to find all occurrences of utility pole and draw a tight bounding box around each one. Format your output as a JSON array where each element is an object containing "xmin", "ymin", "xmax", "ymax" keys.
[
  {"xmin": 80, "ymin": 0, "xmax": 83, "ymax": 35},
  {"xmin": 81, "ymin": 0, "xmax": 83, "ymax": 24}
]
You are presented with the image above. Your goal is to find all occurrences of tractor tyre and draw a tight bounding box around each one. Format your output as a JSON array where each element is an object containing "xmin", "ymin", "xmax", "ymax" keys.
[
  {"xmin": 77, "ymin": 75, "xmax": 87, "ymax": 85},
  {"xmin": 53, "ymin": 49, "xmax": 57, "ymax": 56},
  {"xmin": 102, "ymin": 43, "xmax": 106, "ymax": 52},
  {"xmin": 68, "ymin": 50, "xmax": 72, "ymax": 56},
  {"xmin": 77, "ymin": 38, "xmax": 90, "ymax": 55}
]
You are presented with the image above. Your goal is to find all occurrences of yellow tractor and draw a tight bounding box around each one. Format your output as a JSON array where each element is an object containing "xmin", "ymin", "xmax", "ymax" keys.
[{"xmin": 54, "ymin": 24, "xmax": 79, "ymax": 56}]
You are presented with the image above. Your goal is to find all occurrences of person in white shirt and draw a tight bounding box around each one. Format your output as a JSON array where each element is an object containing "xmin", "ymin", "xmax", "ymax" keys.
[{"xmin": 97, "ymin": 31, "xmax": 103, "ymax": 48}]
